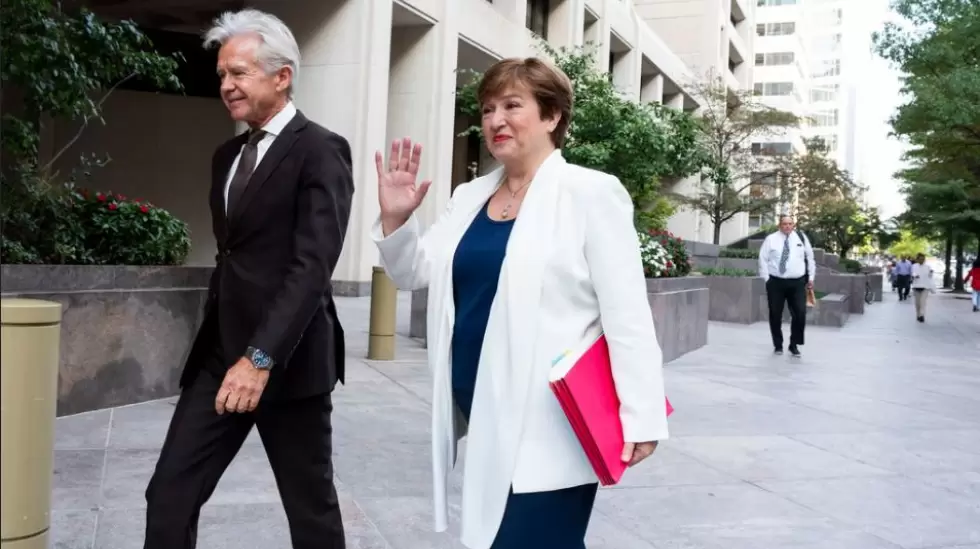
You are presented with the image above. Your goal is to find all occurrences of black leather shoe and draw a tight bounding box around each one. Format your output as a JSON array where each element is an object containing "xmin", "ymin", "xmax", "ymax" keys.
[{"xmin": 788, "ymin": 345, "xmax": 801, "ymax": 357}]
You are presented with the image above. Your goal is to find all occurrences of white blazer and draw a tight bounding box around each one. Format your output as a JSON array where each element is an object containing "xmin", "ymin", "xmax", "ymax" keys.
[{"xmin": 370, "ymin": 150, "xmax": 669, "ymax": 549}]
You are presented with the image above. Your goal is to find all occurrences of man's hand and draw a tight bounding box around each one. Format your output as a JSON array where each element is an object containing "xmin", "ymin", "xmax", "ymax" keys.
[
  {"xmin": 621, "ymin": 441, "xmax": 659, "ymax": 467},
  {"xmin": 215, "ymin": 357, "xmax": 270, "ymax": 414},
  {"xmin": 806, "ymin": 281, "xmax": 814, "ymax": 289}
]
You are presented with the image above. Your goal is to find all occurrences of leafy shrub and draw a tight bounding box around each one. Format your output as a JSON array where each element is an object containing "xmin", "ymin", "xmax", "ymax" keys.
[
  {"xmin": 698, "ymin": 267, "xmax": 757, "ymax": 277},
  {"xmin": 1, "ymin": 175, "xmax": 190, "ymax": 265},
  {"xmin": 839, "ymin": 258, "xmax": 863, "ymax": 273},
  {"xmin": 639, "ymin": 229, "xmax": 691, "ymax": 278},
  {"xmin": 719, "ymin": 247, "xmax": 757, "ymax": 259}
]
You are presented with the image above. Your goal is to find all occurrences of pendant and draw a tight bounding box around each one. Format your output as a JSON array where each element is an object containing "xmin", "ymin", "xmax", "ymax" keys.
[{"xmin": 501, "ymin": 208, "xmax": 510, "ymax": 219}]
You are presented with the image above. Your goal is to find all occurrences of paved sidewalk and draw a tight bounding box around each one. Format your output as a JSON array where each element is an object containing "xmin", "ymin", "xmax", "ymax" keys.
[{"xmin": 51, "ymin": 289, "xmax": 980, "ymax": 548}]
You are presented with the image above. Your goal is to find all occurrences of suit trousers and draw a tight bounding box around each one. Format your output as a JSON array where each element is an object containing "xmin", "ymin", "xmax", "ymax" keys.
[
  {"xmin": 913, "ymin": 288, "xmax": 929, "ymax": 318},
  {"xmin": 766, "ymin": 275, "xmax": 807, "ymax": 348},
  {"xmin": 143, "ymin": 361, "xmax": 344, "ymax": 548},
  {"xmin": 896, "ymin": 274, "xmax": 912, "ymax": 300}
]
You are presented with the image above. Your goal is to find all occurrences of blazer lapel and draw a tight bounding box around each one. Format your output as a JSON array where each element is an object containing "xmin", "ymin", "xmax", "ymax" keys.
[
  {"xmin": 226, "ymin": 112, "xmax": 308, "ymax": 229},
  {"xmin": 211, "ymin": 136, "xmax": 244, "ymax": 247},
  {"xmin": 501, "ymin": 150, "xmax": 564, "ymax": 401}
]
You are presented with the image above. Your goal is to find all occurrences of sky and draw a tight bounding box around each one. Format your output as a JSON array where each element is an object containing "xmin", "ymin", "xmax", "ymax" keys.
[{"xmin": 850, "ymin": 0, "xmax": 910, "ymax": 220}]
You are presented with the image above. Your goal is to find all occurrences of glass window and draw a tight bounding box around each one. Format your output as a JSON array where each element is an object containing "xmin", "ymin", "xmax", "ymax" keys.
[
  {"xmin": 809, "ymin": 84, "xmax": 840, "ymax": 102},
  {"xmin": 811, "ymin": 59, "xmax": 841, "ymax": 78},
  {"xmin": 757, "ymin": 22, "xmax": 796, "ymax": 36},
  {"xmin": 756, "ymin": 52, "xmax": 795, "ymax": 66},
  {"xmin": 752, "ymin": 142, "xmax": 793, "ymax": 155},
  {"xmin": 809, "ymin": 109, "xmax": 839, "ymax": 127},
  {"xmin": 526, "ymin": 0, "xmax": 549, "ymax": 38},
  {"xmin": 757, "ymin": 0, "xmax": 798, "ymax": 6},
  {"xmin": 754, "ymin": 82, "xmax": 794, "ymax": 96}
]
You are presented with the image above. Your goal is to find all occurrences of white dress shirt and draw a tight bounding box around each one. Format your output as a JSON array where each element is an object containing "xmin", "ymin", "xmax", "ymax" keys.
[
  {"xmin": 758, "ymin": 229, "xmax": 816, "ymax": 282},
  {"xmin": 223, "ymin": 101, "xmax": 297, "ymax": 213},
  {"xmin": 911, "ymin": 263, "xmax": 935, "ymax": 289}
]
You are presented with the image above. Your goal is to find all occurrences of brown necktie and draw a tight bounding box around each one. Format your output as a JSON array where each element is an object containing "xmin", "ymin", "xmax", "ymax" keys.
[{"xmin": 226, "ymin": 129, "xmax": 266, "ymax": 217}]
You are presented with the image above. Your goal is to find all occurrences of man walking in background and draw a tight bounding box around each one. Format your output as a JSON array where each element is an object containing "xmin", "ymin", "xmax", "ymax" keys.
[
  {"xmin": 758, "ymin": 215, "xmax": 816, "ymax": 358},
  {"xmin": 894, "ymin": 256, "xmax": 914, "ymax": 301}
]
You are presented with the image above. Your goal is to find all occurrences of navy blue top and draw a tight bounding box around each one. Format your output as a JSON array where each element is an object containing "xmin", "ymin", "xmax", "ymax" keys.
[{"xmin": 451, "ymin": 202, "xmax": 515, "ymax": 421}]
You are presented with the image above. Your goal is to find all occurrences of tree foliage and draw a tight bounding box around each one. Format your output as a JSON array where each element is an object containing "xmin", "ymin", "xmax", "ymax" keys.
[
  {"xmin": 805, "ymin": 200, "xmax": 883, "ymax": 259},
  {"xmin": 456, "ymin": 43, "xmax": 705, "ymax": 231},
  {"xmin": 790, "ymin": 137, "xmax": 861, "ymax": 228},
  {"xmin": 672, "ymin": 76, "xmax": 800, "ymax": 244},
  {"xmin": 0, "ymin": 0, "xmax": 188, "ymax": 264},
  {"xmin": 1, "ymin": 0, "xmax": 183, "ymax": 170},
  {"xmin": 874, "ymin": 0, "xmax": 980, "ymax": 283}
]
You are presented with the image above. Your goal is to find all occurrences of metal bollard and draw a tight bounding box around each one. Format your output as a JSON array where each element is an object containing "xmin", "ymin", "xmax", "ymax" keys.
[
  {"xmin": 1, "ymin": 298, "xmax": 62, "ymax": 549},
  {"xmin": 367, "ymin": 266, "xmax": 397, "ymax": 360}
]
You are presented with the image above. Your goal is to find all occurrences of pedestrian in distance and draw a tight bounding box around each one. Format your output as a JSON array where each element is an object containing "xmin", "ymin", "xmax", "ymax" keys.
[{"xmin": 758, "ymin": 215, "xmax": 815, "ymax": 358}]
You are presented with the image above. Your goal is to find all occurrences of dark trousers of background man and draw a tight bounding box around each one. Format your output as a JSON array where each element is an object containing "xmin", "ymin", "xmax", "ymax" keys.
[
  {"xmin": 766, "ymin": 275, "xmax": 807, "ymax": 349},
  {"xmin": 896, "ymin": 274, "xmax": 912, "ymax": 300}
]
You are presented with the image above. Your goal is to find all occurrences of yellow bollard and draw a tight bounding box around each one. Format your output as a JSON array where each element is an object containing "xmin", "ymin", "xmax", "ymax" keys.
[
  {"xmin": 367, "ymin": 266, "xmax": 397, "ymax": 360},
  {"xmin": 1, "ymin": 298, "xmax": 62, "ymax": 549}
]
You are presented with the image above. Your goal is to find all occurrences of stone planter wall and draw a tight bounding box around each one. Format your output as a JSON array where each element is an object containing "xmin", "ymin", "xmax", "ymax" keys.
[
  {"xmin": 703, "ymin": 276, "xmax": 767, "ymax": 323},
  {"xmin": 408, "ymin": 277, "xmax": 709, "ymax": 364},
  {"xmin": 814, "ymin": 273, "xmax": 868, "ymax": 314},
  {"xmin": 761, "ymin": 292, "xmax": 851, "ymax": 327},
  {"xmin": 645, "ymin": 277, "xmax": 710, "ymax": 363},
  {"xmin": 1, "ymin": 265, "xmax": 211, "ymax": 416}
]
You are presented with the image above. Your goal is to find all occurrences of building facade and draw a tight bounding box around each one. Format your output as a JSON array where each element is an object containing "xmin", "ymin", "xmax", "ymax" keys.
[
  {"xmin": 44, "ymin": 0, "xmax": 750, "ymax": 291},
  {"xmin": 635, "ymin": 0, "xmax": 758, "ymax": 244}
]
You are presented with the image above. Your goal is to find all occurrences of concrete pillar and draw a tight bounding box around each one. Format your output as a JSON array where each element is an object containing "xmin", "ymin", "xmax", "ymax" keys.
[
  {"xmin": 253, "ymin": 0, "xmax": 393, "ymax": 290},
  {"xmin": 386, "ymin": 9, "xmax": 459, "ymax": 228},
  {"xmin": 666, "ymin": 93, "xmax": 685, "ymax": 110},
  {"xmin": 640, "ymin": 73, "xmax": 664, "ymax": 104},
  {"xmin": 612, "ymin": 48, "xmax": 641, "ymax": 100},
  {"xmin": 549, "ymin": 0, "xmax": 586, "ymax": 49}
]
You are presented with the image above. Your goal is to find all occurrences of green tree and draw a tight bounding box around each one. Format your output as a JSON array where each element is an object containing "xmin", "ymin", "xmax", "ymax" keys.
[
  {"xmin": 888, "ymin": 229, "xmax": 932, "ymax": 258},
  {"xmin": 789, "ymin": 137, "xmax": 860, "ymax": 229},
  {"xmin": 1, "ymin": 0, "xmax": 186, "ymax": 264},
  {"xmin": 807, "ymin": 199, "xmax": 883, "ymax": 259},
  {"xmin": 456, "ymin": 43, "xmax": 705, "ymax": 231},
  {"xmin": 874, "ymin": 0, "xmax": 980, "ymax": 288},
  {"xmin": 672, "ymin": 76, "xmax": 800, "ymax": 244}
]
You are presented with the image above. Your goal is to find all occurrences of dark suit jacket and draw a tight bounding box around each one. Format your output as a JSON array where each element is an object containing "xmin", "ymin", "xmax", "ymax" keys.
[{"xmin": 181, "ymin": 111, "xmax": 354, "ymax": 401}]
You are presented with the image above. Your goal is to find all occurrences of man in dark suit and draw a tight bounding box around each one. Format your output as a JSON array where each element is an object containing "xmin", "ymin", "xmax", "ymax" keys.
[{"xmin": 143, "ymin": 9, "xmax": 353, "ymax": 549}]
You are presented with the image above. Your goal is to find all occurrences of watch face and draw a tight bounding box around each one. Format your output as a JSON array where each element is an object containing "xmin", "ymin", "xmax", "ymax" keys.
[{"xmin": 250, "ymin": 349, "xmax": 272, "ymax": 369}]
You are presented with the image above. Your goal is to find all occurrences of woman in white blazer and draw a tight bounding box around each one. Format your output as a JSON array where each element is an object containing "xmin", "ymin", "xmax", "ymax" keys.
[{"xmin": 370, "ymin": 57, "xmax": 669, "ymax": 549}]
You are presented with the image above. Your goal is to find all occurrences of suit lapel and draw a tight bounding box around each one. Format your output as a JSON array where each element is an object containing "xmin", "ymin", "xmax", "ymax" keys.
[
  {"xmin": 226, "ymin": 112, "xmax": 308, "ymax": 229},
  {"xmin": 211, "ymin": 136, "xmax": 245, "ymax": 247}
]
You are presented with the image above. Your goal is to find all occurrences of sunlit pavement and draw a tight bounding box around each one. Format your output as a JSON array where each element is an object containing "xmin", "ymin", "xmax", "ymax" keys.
[{"xmin": 51, "ymin": 289, "xmax": 979, "ymax": 548}]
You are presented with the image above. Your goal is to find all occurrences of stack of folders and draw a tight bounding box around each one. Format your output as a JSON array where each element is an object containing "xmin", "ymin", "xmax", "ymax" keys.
[{"xmin": 549, "ymin": 333, "xmax": 674, "ymax": 486}]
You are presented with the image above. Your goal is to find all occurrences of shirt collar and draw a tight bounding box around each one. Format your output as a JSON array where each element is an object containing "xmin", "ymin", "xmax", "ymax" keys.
[{"xmin": 258, "ymin": 102, "xmax": 297, "ymax": 138}]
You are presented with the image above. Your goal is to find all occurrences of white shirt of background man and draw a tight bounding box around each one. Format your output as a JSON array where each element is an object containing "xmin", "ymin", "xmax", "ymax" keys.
[{"xmin": 758, "ymin": 230, "xmax": 816, "ymax": 282}]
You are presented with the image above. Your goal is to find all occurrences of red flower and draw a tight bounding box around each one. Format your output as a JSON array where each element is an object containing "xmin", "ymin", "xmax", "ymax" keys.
[
  {"xmin": 140, "ymin": 205, "xmax": 150, "ymax": 213},
  {"xmin": 108, "ymin": 203, "xmax": 118, "ymax": 211},
  {"xmin": 666, "ymin": 261, "xmax": 673, "ymax": 268},
  {"xmin": 116, "ymin": 193, "xmax": 127, "ymax": 201},
  {"xmin": 96, "ymin": 193, "xmax": 106, "ymax": 202}
]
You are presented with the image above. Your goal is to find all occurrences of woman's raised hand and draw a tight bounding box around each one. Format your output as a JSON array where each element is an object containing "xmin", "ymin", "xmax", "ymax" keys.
[{"xmin": 376, "ymin": 137, "xmax": 431, "ymax": 233}]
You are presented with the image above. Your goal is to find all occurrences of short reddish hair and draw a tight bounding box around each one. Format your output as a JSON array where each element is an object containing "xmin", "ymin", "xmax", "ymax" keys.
[{"xmin": 477, "ymin": 57, "xmax": 574, "ymax": 148}]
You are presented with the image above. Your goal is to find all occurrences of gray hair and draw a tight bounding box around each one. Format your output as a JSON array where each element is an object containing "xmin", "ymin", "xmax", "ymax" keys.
[{"xmin": 203, "ymin": 9, "xmax": 301, "ymax": 97}]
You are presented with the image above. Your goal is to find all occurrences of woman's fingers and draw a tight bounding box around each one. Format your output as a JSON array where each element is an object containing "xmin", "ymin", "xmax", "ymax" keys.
[
  {"xmin": 388, "ymin": 139, "xmax": 400, "ymax": 173},
  {"xmin": 408, "ymin": 143, "xmax": 423, "ymax": 176},
  {"xmin": 398, "ymin": 137, "xmax": 413, "ymax": 172},
  {"xmin": 375, "ymin": 150, "xmax": 385, "ymax": 181}
]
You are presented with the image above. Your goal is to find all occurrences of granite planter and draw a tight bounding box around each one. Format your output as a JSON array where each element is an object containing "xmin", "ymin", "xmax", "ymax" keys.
[
  {"xmin": 644, "ymin": 276, "xmax": 710, "ymax": 363},
  {"xmin": 1, "ymin": 265, "xmax": 211, "ymax": 416},
  {"xmin": 703, "ymin": 276, "xmax": 767, "ymax": 324},
  {"xmin": 761, "ymin": 292, "xmax": 851, "ymax": 327},
  {"xmin": 408, "ymin": 277, "xmax": 709, "ymax": 364}
]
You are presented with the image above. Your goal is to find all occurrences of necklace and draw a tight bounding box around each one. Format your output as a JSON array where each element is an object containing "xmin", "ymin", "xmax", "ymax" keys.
[{"xmin": 500, "ymin": 178, "xmax": 532, "ymax": 219}]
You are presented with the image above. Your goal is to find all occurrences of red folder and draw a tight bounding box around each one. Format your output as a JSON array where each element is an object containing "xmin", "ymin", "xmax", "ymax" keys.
[{"xmin": 549, "ymin": 333, "xmax": 674, "ymax": 486}]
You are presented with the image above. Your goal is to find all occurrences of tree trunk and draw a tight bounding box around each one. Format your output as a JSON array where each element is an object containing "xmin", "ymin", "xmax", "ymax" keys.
[
  {"xmin": 713, "ymin": 221, "xmax": 722, "ymax": 245},
  {"xmin": 953, "ymin": 234, "xmax": 966, "ymax": 292},
  {"xmin": 943, "ymin": 228, "xmax": 954, "ymax": 289}
]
